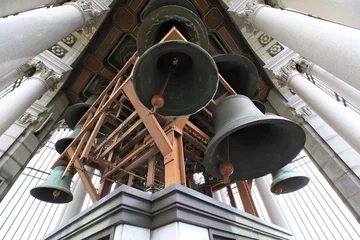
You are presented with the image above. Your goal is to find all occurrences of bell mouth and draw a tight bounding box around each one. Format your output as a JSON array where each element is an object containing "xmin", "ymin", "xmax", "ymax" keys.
[
  {"xmin": 55, "ymin": 137, "xmax": 74, "ymax": 154},
  {"xmin": 137, "ymin": 6, "xmax": 209, "ymax": 56},
  {"xmin": 133, "ymin": 40, "xmax": 218, "ymax": 117},
  {"xmin": 271, "ymin": 175, "xmax": 310, "ymax": 194},
  {"xmin": 30, "ymin": 186, "xmax": 73, "ymax": 203},
  {"xmin": 204, "ymin": 115, "xmax": 306, "ymax": 181},
  {"xmin": 64, "ymin": 103, "xmax": 91, "ymax": 129},
  {"xmin": 213, "ymin": 54, "xmax": 258, "ymax": 99}
]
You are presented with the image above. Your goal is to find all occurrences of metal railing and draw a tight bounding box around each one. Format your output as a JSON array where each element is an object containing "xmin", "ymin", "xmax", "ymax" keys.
[
  {"xmin": 305, "ymin": 73, "xmax": 360, "ymax": 115},
  {"xmin": 0, "ymin": 77, "xmax": 26, "ymax": 100}
]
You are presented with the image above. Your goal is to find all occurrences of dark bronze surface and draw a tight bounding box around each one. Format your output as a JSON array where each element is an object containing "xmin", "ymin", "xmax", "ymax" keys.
[
  {"xmin": 133, "ymin": 40, "xmax": 218, "ymax": 117},
  {"xmin": 271, "ymin": 164, "xmax": 310, "ymax": 194},
  {"xmin": 204, "ymin": 95, "xmax": 306, "ymax": 181}
]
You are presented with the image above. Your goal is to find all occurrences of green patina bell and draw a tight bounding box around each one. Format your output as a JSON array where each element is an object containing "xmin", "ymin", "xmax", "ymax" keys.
[
  {"xmin": 30, "ymin": 166, "xmax": 75, "ymax": 204},
  {"xmin": 271, "ymin": 164, "xmax": 310, "ymax": 195},
  {"xmin": 252, "ymin": 100, "xmax": 266, "ymax": 114},
  {"xmin": 133, "ymin": 40, "xmax": 218, "ymax": 117},
  {"xmin": 137, "ymin": 5, "xmax": 209, "ymax": 56}
]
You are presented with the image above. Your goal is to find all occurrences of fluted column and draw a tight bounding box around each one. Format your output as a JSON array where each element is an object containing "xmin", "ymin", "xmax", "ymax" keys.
[
  {"xmin": 0, "ymin": 0, "xmax": 66, "ymax": 17},
  {"xmin": 0, "ymin": 0, "xmax": 108, "ymax": 78},
  {"xmin": 276, "ymin": 60, "xmax": 360, "ymax": 154},
  {"xmin": 0, "ymin": 61, "xmax": 60, "ymax": 136},
  {"xmin": 255, "ymin": 177, "xmax": 289, "ymax": 229},
  {"xmin": 0, "ymin": 63, "xmax": 36, "ymax": 92},
  {"xmin": 57, "ymin": 167, "xmax": 95, "ymax": 227},
  {"xmin": 228, "ymin": 0, "xmax": 360, "ymax": 88},
  {"xmin": 295, "ymin": 58, "xmax": 360, "ymax": 111},
  {"xmin": 272, "ymin": 0, "xmax": 360, "ymax": 29}
]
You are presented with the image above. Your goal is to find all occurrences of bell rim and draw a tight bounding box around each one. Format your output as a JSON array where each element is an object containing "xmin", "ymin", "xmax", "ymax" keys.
[
  {"xmin": 137, "ymin": 5, "xmax": 209, "ymax": 56},
  {"xmin": 142, "ymin": 0, "xmax": 200, "ymax": 19},
  {"xmin": 30, "ymin": 184, "xmax": 73, "ymax": 204},
  {"xmin": 204, "ymin": 114, "xmax": 306, "ymax": 180},
  {"xmin": 55, "ymin": 137, "xmax": 74, "ymax": 154},
  {"xmin": 213, "ymin": 54, "xmax": 258, "ymax": 98},
  {"xmin": 64, "ymin": 103, "xmax": 91, "ymax": 129},
  {"xmin": 133, "ymin": 40, "xmax": 218, "ymax": 117},
  {"xmin": 271, "ymin": 174, "xmax": 310, "ymax": 194}
]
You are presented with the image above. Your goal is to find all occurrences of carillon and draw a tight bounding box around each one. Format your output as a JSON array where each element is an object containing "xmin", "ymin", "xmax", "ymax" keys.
[
  {"xmin": 137, "ymin": 0, "xmax": 208, "ymax": 55},
  {"xmin": 204, "ymin": 95, "xmax": 306, "ymax": 182},
  {"xmin": 133, "ymin": 40, "xmax": 218, "ymax": 117},
  {"xmin": 213, "ymin": 54, "xmax": 259, "ymax": 99},
  {"xmin": 271, "ymin": 164, "xmax": 310, "ymax": 194},
  {"xmin": 30, "ymin": 166, "xmax": 75, "ymax": 204}
]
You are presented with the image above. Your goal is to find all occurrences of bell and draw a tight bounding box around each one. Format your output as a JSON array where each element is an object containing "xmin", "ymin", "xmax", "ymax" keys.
[
  {"xmin": 137, "ymin": 5, "xmax": 209, "ymax": 56},
  {"xmin": 204, "ymin": 95, "xmax": 306, "ymax": 181},
  {"xmin": 133, "ymin": 40, "xmax": 218, "ymax": 117},
  {"xmin": 213, "ymin": 54, "xmax": 258, "ymax": 100},
  {"xmin": 142, "ymin": 0, "xmax": 199, "ymax": 20},
  {"xmin": 64, "ymin": 95, "xmax": 98, "ymax": 129},
  {"xmin": 55, "ymin": 125, "xmax": 83, "ymax": 154},
  {"xmin": 30, "ymin": 166, "xmax": 75, "ymax": 203},
  {"xmin": 252, "ymin": 100, "xmax": 266, "ymax": 114},
  {"xmin": 271, "ymin": 164, "xmax": 309, "ymax": 194}
]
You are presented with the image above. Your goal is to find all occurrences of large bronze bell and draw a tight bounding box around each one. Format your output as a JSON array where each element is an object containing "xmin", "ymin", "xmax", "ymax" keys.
[
  {"xmin": 204, "ymin": 95, "xmax": 306, "ymax": 181},
  {"xmin": 271, "ymin": 164, "xmax": 309, "ymax": 194},
  {"xmin": 30, "ymin": 166, "xmax": 75, "ymax": 203},
  {"xmin": 55, "ymin": 125, "xmax": 83, "ymax": 154},
  {"xmin": 133, "ymin": 40, "xmax": 218, "ymax": 117},
  {"xmin": 142, "ymin": 0, "xmax": 199, "ymax": 20},
  {"xmin": 137, "ymin": 5, "xmax": 208, "ymax": 55},
  {"xmin": 64, "ymin": 95, "xmax": 98, "ymax": 129},
  {"xmin": 213, "ymin": 54, "xmax": 258, "ymax": 100}
]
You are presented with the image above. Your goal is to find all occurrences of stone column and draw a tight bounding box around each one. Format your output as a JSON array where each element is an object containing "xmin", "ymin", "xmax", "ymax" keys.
[
  {"xmin": 276, "ymin": 60, "xmax": 360, "ymax": 154},
  {"xmin": 0, "ymin": 61, "xmax": 60, "ymax": 136},
  {"xmin": 57, "ymin": 167, "xmax": 95, "ymax": 227},
  {"xmin": 295, "ymin": 58, "xmax": 360, "ymax": 111},
  {"xmin": 0, "ymin": 0, "xmax": 66, "ymax": 17},
  {"xmin": 271, "ymin": 0, "xmax": 360, "ymax": 29},
  {"xmin": 0, "ymin": 63, "xmax": 36, "ymax": 92},
  {"xmin": 255, "ymin": 177, "xmax": 289, "ymax": 229},
  {"xmin": 0, "ymin": 0, "xmax": 108, "ymax": 78},
  {"xmin": 228, "ymin": 0, "xmax": 360, "ymax": 89}
]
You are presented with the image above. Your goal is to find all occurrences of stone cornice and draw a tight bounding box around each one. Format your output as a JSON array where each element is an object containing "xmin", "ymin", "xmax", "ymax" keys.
[
  {"xmin": 43, "ymin": 184, "xmax": 292, "ymax": 240},
  {"xmin": 228, "ymin": 0, "xmax": 268, "ymax": 33}
]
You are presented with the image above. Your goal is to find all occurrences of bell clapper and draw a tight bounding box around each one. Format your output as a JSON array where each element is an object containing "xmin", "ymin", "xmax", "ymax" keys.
[
  {"xmin": 53, "ymin": 190, "xmax": 61, "ymax": 199},
  {"xmin": 149, "ymin": 58, "xmax": 179, "ymax": 114},
  {"xmin": 274, "ymin": 187, "xmax": 283, "ymax": 195},
  {"xmin": 219, "ymin": 137, "xmax": 234, "ymax": 184}
]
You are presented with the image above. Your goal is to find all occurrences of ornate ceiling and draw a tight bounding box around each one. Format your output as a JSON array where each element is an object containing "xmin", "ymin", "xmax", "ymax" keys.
[{"xmin": 63, "ymin": 0, "xmax": 272, "ymax": 104}]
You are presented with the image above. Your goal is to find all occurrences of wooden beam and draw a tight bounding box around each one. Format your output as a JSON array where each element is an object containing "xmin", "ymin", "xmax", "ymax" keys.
[
  {"xmin": 123, "ymin": 81, "xmax": 173, "ymax": 157},
  {"xmin": 236, "ymin": 181, "xmax": 259, "ymax": 217},
  {"xmin": 98, "ymin": 180, "xmax": 113, "ymax": 199},
  {"xmin": 94, "ymin": 111, "xmax": 138, "ymax": 153},
  {"xmin": 164, "ymin": 130, "xmax": 186, "ymax": 187},
  {"xmin": 99, "ymin": 119, "xmax": 143, "ymax": 157},
  {"xmin": 68, "ymin": 148, "xmax": 99, "ymax": 202},
  {"xmin": 146, "ymin": 156, "xmax": 156, "ymax": 186},
  {"xmin": 127, "ymin": 174, "xmax": 134, "ymax": 186},
  {"xmin": 227, "ymin": 185, "xmax": 237, "ymax": 208},
  {"xmin": 185, "ymin": 121, "xmax": 210, "ymax": 142},
  {"xmin": 80, "ymin": 112, "xmax": 107, "ymax": 161},
  {"xmin": 174, "ymin": 116, "xmax": 190, "ymax": 131}
]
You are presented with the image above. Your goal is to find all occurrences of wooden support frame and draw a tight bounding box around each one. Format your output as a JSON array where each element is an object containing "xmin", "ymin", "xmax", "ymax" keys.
[
  {"xmin": 236, "ymin": 181, "xmax": 259, "ymax": 217},
  {"xmin": 49, "ymin": 26, "xmax": 260, "ymax": 205}
]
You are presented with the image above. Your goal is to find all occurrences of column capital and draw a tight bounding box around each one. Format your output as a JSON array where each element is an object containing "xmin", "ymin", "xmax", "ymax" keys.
[
  {"xmin": 229, "ymin": 0, "xmax": 268, "ymax": 33},
  {"xmin": 31, "ymin": 61, "xmax": 62, "ymax": 91},
  {"xmin": 65, "ymin": 0, "xmax": 103, "ymax": 34},
  {"xmin": 292, "ymin": 57, "xmax": 314, "ymax": 74},
  {"xmin": 275, "ymin": 59, "xmax": 301, "ymax": 86}
]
